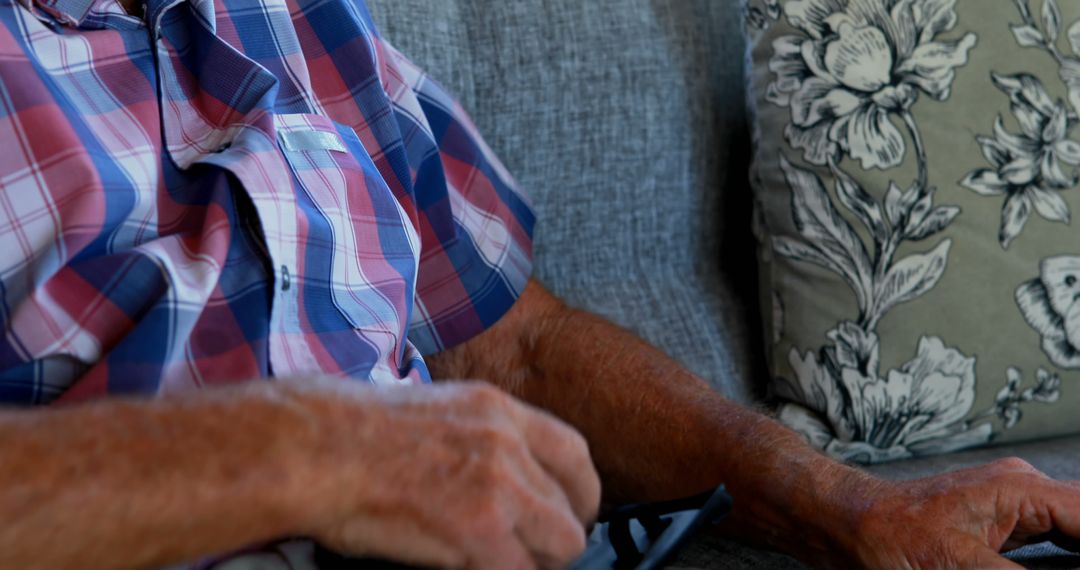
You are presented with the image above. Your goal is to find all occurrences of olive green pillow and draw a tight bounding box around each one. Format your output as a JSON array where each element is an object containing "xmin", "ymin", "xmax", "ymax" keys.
[{"xmin": 747, "ymin": 0, "xmax": 1080, "ymax": 463}]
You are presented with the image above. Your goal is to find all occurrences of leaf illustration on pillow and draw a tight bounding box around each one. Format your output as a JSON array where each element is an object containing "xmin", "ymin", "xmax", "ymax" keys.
[{"xmin": 1016, "ymin": 256, "xmax": 1080, "ymax": 369}]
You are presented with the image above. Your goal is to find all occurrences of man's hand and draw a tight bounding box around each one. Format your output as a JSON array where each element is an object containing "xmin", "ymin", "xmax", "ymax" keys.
[
  {"xmin": 0, "ymin": 378, "xmax": 599, "ymax": 570},
  {"xmin": 845, "ymin": 458, "xmax": 1080, "ymax": 569},
  {"xmin": 289, "ymin": 380, "xmax": 600, "ymax": 569}
]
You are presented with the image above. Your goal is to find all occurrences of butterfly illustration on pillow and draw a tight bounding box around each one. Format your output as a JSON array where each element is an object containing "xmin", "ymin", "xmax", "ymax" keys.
[{"xmin": 1016, "ymin": 256, "xmax": 1080, "ymax": 369}]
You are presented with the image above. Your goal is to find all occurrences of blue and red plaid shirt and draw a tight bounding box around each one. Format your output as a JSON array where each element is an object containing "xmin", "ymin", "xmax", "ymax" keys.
[{"xmin": 0, "ymin": 0, "xmax": 534, "ymax": 407}]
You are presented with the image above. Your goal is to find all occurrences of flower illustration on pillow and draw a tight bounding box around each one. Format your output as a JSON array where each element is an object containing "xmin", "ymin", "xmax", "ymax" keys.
[
  {"xmin": 1016, "ymin": 256, "xmax": 1080, "ymax": 369},
  {"xmin": 777, "ymin": 334, "xmax": 989, "ymax": 464},
  {"xmin": 961, "ymin": 74, "xmax": 1078, "ymax": 249},
  {"xmin": 766, "ymin": 0, "xmax": 976, "ymax": 169}
]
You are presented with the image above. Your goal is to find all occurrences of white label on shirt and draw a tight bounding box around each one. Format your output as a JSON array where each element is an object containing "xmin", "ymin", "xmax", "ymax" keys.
[{"xmin": 279, "ymin": 129, "xmax": 347, "ymax": 153}]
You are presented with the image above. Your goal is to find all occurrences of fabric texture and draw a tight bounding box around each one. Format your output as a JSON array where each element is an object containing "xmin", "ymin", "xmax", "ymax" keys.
[
  {"xmin": 747, "ymin": 0, "xmax": 1080, "ymax": 464},
  {"xmin": 0, "ymin": 0, "xmax": 532, "ymax": 406},
  {"xmin": 365, "ymin": 0, "xmax": 767, "ymax": 405}
]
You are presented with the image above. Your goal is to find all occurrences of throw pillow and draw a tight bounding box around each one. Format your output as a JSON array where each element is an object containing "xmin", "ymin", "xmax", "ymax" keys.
[{"xmin": 746, "ymin": 0, "xmax": 1080, "ymax": 463}]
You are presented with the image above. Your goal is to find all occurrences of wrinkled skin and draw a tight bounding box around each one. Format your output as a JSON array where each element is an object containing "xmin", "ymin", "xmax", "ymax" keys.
[
  {"xmin": 842, "ymin": 458, "xmax": 1080, "ymax": 570},
  {"xmin": 297, "ymin": 380, "xmax": 601, "ymax": 569}
]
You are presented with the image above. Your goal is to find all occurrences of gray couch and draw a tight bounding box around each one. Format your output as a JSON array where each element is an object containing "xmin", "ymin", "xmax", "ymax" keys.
[{"xmin": 366, "ymin": 0, "xmax": 1080, "ymax": 567}]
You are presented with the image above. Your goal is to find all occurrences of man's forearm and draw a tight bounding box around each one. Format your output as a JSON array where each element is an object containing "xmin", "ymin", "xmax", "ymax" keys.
[
  {"xmin": 0, "ymin": 383, "xmax": 312, "ymax": 569},
  {"xmin": 426, "ymin": 280, "xmax": 872, "ymax": 560},
  {"xmin": 522, "ymin": 304, "xmax": 872, "ymax": 559}
]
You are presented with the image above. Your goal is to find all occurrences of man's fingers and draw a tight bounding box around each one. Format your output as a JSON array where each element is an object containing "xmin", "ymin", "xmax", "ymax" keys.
[
  {"xmin": 507, "ymin": 454, "xmax": 589, "ymax": 567},
  {"xmin": 516, "ymin": 524, "xmax": 585, "ymax": 570},
  {"xmin": 489, "ymin": 419, "xmax": 591, "ymax": 567},
  {"xmin": 1043, "ymin": 481, "xmax": 1080, "ymax": 550},
  {"xmin": 967, "ymin": 546, "xmax": 1025, "ymax": 570},
  {"xmin": 465, "ymin": 528, "xmax": 536, "ymax": 570},
  {"xmin": 949, "ymin": 534, "xmax": 1025, "ymax": 570},
  {"xmin": 320, "ymin": 515, "xmax": 466, "ymax": 569},
  {"xmin": 515, "ymin": 405, "xmax": 601, "ymax": 525},
  {"xmin": 999, "ymin": 478, "xmax": 1080, "ymax": 553}
]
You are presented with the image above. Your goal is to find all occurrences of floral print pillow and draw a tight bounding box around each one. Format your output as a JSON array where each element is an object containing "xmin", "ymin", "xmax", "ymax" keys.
[{"xmin": 747, "ymin": 0, "xmax": 1080, "ymax": 464}]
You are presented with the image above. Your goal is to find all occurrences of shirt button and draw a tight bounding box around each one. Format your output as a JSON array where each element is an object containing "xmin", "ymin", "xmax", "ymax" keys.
[{"xmin": 280, "ymin": 265, "xmax": 291, "ymax": 291}]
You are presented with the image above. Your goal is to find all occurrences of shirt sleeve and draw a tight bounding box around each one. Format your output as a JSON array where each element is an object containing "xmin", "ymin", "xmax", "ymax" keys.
[{"xmin": 370, "ymin": 35, "xmax": 536, "ymax": 356}]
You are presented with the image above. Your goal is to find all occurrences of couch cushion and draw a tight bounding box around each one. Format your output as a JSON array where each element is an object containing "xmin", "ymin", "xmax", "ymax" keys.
[
  {"xmin": 865, "ymin": 432, "xmax": 1080, "ymax": 481},
  {"xmin": 364, "ymin": 0, "xmax": 765, "ymax": 402}
]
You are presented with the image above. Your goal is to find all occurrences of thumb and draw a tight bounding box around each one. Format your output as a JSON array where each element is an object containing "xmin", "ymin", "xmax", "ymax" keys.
[{"xmin": 964, "ymin": 542, "xmax": 1024, "ymax": 570}]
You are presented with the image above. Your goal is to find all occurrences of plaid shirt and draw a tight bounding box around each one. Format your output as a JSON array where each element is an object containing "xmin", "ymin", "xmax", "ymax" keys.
[{"xmin": 0, "ymin": 0, "xmax": 534, "ymax": 407}]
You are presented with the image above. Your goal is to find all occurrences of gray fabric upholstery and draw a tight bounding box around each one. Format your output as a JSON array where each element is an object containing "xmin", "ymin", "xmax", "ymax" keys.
[
  {"xmin": 364, "ymin": 1, "xmax": 1080, "ymax": 568},
  {"xmin": 866, "ymin": 434, "xmax": 1080, "ymax": 481},
  {"xmin": 365, "ymin": 0, "xmax": 765, "ymax": 404}
]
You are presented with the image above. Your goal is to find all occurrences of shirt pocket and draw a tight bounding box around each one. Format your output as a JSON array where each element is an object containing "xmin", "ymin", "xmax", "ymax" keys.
[{"xmin": 274, "ymin": 113, "xmax": 419, "ymax": 337}]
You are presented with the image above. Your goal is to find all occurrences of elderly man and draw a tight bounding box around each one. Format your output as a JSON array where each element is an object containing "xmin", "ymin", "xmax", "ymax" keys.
[{"xmin": 0, "ymin": 0, "xmax": 1078, "ymax": 567}]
